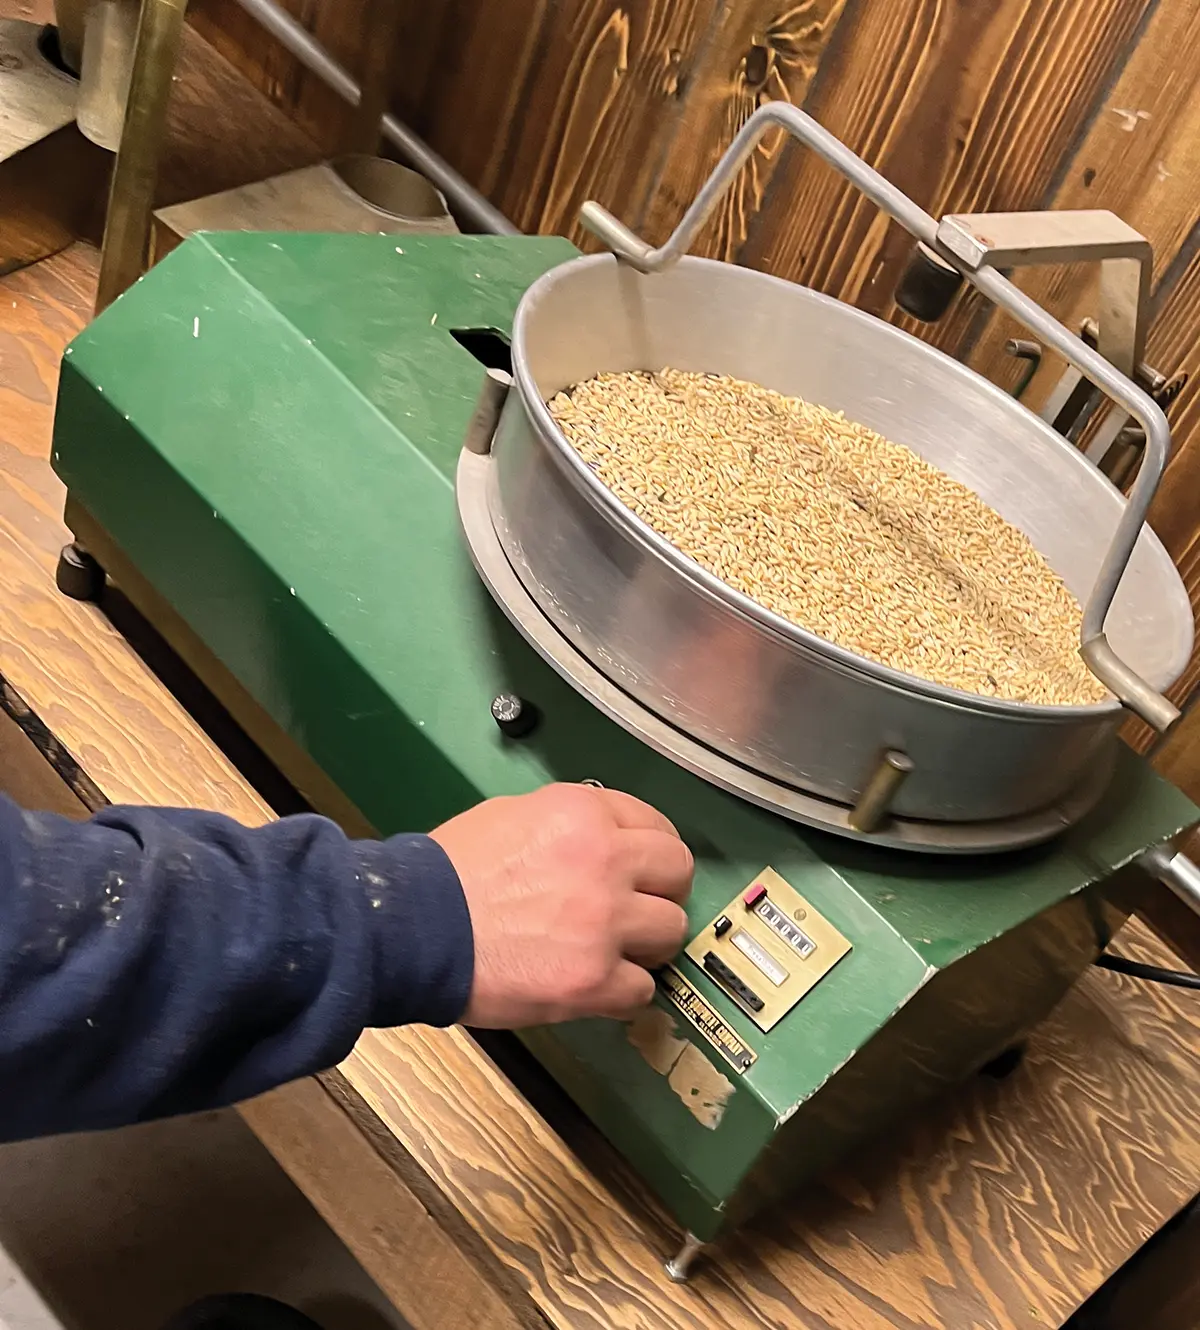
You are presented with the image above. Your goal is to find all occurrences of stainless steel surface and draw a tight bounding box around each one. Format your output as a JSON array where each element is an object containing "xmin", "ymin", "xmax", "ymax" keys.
[
  {"xmin": 464, "ymin": 369, "xmax": 512, "ymax": 456},
  {"xmin": 492, "ymin": 253, "xmax": 1191, "ymax": 823},
  {"xmin": 459, "ymin": 448, "xmax": 1117, "ymax": 851},
  {"xmin": 1139, "ymin": 845, "xmax": 1200, "ymax": 917},
  {"xmin": 76, "ymin": 0, "xmax": 139, "ymax": 151},
  {"xmin": 580, "ymin": 101, "xmax": 1181, "ymax": 732},
  {"xmin": 664, "ymin": 1233, "xmax": 705, "ymax": 1283},
  {"xmin": 1041, "ymin": 365, "xmax": 1094, "ymax": 436},
  {"xmin": 849, "ymin": 751, "xmax": 914, "ymax": 834},
  {"xmin": 231, "ymin": 0, "xmax": 517, "ymax": 237},
  {"xmin": 936, "ymin": 210, "xmax": 1150, "ymax": 376},
  {"xmin": 94, "ymin": 0, "xmax": 187, "ymax": 314}
]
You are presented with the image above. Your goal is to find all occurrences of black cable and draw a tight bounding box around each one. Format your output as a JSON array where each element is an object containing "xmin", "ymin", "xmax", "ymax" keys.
[{"xmin": 1094, "ymin": 953, "xmax": 1200, "ymax": 991}]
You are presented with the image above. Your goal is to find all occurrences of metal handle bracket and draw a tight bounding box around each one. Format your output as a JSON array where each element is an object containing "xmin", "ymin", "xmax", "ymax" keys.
[{"xmin": 580, "ymin": 101, "xmax": 1180, "ymax": 732}]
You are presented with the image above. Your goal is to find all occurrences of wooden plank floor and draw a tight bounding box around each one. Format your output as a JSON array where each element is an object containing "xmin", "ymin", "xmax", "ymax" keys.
[{"xmin": 0, "ymin": 11, "xmax": 1197, "ymax": 1329}]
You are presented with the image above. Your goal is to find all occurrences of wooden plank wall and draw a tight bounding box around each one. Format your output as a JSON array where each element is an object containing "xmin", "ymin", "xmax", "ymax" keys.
[{"xmin": 190, "ymin": 0, "xmax": 1200, "ymax": 782}]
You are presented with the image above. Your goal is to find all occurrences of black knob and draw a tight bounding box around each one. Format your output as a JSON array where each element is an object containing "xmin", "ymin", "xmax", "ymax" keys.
[
  {"xmin": 491, "ymin": 693, "xmax": 539, "ymax": 739},
  {"xmin": 894, "ymin": 242, "xmax": 964, "ymax": 323}
]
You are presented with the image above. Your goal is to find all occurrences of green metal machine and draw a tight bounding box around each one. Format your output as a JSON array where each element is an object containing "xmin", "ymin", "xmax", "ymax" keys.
[{"xmin": 50, "ymin": 108, "xmax": 1200, "ymax": 1276}]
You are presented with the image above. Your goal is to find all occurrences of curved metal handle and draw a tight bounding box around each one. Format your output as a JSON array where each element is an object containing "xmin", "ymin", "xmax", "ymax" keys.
[{"xmin": 580, "ymin": 101, "xmax": 1180, "ymax": 732}]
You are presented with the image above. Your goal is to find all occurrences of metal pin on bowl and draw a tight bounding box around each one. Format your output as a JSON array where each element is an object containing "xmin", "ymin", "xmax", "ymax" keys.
[{"xmin": 849, "ymin": 750, "xmax": 915, "ymax": 834}]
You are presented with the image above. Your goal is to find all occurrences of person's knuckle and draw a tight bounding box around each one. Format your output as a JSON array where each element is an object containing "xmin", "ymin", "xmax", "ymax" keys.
[
  {"xmin": 666, "ymin": 901, "xmax": 689, "ymax": 943},
  {"xmin": 564, "ymin": 955, "xmax": 615, "ymax": 1008},
  {"xmin": 676, "ymin": 839, "xmax": 695, "ymax": 875}
]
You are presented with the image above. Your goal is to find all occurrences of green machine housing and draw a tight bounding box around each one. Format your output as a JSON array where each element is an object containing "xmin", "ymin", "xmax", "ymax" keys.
[{"xmin": 51, "ymin": 232, "xmax": 1198, "ymax": 1243}]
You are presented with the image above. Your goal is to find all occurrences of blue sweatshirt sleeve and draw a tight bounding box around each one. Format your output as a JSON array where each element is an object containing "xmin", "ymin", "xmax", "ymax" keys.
[{"xmin": 0, "ymin": 795, "xmax": 473, "ymax": 1142}]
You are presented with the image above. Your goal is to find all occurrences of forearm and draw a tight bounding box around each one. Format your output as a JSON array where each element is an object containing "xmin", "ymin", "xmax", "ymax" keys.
[{"xmin": 0, "ymin": 797, "xmax": 472, "ymax": 1141}]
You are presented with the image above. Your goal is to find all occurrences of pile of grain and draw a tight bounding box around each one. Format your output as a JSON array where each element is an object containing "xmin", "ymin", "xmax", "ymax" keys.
[{"xmin": 548, "ymin": 368, "xmax": 1107, "ymax": 707}]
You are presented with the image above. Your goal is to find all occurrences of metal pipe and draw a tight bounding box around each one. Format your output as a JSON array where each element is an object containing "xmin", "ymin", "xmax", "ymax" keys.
[
  {"xmin": 77, "ymin": 0, "xmax": 142, "ymax": 152},
  {"xmin": 342, "ymin": 0, "xmax": 403, "ymax": 156},
  {"xmin": 848, "ymin": 750, "xmax": 914, "ymax": 834},
  {"xmin": 95, "ymin": 0, "xmax": 188, "ymax": 314},
  {"xmin": 581, "ymin": 100, "xmax": 1180, "ymax": 733},
  {"xmin": 1140, "ymin": 845, "xmax": 1200, "ymax": 917},
  {"xmin": 230, "ymin": 0, "xmax": 517, "ymax": 236}
]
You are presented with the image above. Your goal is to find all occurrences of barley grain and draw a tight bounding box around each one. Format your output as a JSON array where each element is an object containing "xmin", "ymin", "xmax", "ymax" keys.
[{"xmin": 548, "ymin": 368, "xmax": 1108, "ymax": 707}]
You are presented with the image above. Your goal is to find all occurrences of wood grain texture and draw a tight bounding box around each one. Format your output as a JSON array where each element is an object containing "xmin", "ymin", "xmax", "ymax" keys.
[
  {"xmin": 340, "ymin": 927, "xmax": 1200, "ymax": 1330},
  {"xmin": 188, "ymin": 0, "xmax": 321, "ymax": 142},
  {"xmin": 1142, "ymin": 243, "xmax": 1200, "ymax": 698},
  {"xmin": 0, "ymin": 250, "xmax": 264, "ymax": 816},
  {"xmin": 1066, "ymin": 1200, "xmax": 1200, "ymax": 1330},
  {"xmin": 239, "ymin": 1076, "xmax": 536, "ymax": 1330},
  {"xmin": 481, "ymin": 0, "xmax": 716, "ymax": 240},
  {"xmin": 966, "ymin": 0, "xmax": 1200, "ymax": 400},
  {"xmin": 738, "ymin": 0, "xmax": 1154, "ymax": 349},
  {"xmin": 0, "ymin": 0, "xmax": 285, "ymax": 822},
  {"xmin": 634, "ymin": 0, "xmax": 849, "ymax": 259},
  {"xmin": 1117, "ymin": 237, "xmax": 1200, "ymax": 760}
]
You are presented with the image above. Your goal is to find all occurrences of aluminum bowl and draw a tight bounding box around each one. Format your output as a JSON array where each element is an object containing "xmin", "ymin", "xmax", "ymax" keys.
[{"xmin": 488, "ymin": 254, "xmax": 1193, "ymax": 823}]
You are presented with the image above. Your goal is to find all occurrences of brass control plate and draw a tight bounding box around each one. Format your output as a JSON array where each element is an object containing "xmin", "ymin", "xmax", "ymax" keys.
[{"xmin": 685, "ymin": 867, "xmax": 851, "ymax": 1031}]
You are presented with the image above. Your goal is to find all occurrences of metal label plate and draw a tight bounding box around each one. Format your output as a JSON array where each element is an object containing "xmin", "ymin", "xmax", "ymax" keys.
[
  {"xmin": 685, "ymin": 867, "xmax": 852, "ymax": 1032},
  {"xmin": 657, "ymin": 967, "xmax": 757, "ymax": 1073}
]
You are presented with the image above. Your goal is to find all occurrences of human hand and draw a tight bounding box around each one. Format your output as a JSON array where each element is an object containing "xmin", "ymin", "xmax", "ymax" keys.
[{"xmin": 430, "ymin": 783, "xmax": 693, "ymax": 1028}]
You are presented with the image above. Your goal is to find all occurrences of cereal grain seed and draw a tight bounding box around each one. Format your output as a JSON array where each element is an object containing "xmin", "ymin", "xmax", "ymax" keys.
[{"xmin": 549, "ymin": 369, "xmax": 1107, "ymax": 707}]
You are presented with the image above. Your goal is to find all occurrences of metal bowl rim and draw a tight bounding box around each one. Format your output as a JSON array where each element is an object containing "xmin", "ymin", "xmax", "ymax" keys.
[{"xmin": 511, "ymin": 251, "xmax": 1191, "ymax": 721}]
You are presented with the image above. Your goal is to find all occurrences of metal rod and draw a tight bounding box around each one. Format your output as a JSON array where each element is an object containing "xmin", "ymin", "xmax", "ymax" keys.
[
  {"xmin": 580, "ymin": 101, "xmax": 1180, "ymax": 733},
  {"xmin": 1095, "ymin": 953, "xmax": 1200, "ymax": 990},
  {"xmin": 94, "ymin": 0, "xmax": 188, "ymax": 314},
  {"xmin": 1140, "ymin": 845, "xmax": 1200, "ymax": 917},
  {"xmin": 848, "ymin": 750, "xmax": 914, "ymax": 834},
  {"xmin": 343, "ymin": 0, "xmax": 403, "ymax": 156},
  {"xmin": 230, "ymin": 0, "xmax": 517, "ymax": 236},
  {"xmin": 664, "ymin": 1231, "xmax": 706, "ymax": 1283}
]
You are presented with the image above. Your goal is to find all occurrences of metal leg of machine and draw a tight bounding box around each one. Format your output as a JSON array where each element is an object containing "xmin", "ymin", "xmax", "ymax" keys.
[
  {"xmin": 664, "ymin": 1232, "xmax": 707, "ymax": 1284},
  {"xmin": 94, "ymin": 0, "xmax": 188, "ymax": 314}
]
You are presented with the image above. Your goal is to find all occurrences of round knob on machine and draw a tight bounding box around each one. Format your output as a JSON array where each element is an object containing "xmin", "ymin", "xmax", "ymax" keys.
[
  {"xmin": 491, "ymin": 692, "xmax": 539, "ymax": 739},
  {"xmin": 894, "ymin": 242, "xmax": 964, "ymax": 323}
]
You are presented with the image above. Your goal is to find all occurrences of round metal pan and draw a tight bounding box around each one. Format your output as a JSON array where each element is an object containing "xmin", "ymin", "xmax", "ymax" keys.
[{"xmin": 488, "ymin": 254, "xmax": 1192, "ymax": 824}]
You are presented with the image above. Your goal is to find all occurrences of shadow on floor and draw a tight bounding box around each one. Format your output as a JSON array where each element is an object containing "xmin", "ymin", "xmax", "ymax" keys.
[{"xmin": 0, "ymin": 1109, "xmax": 408, "ymax": 1330}]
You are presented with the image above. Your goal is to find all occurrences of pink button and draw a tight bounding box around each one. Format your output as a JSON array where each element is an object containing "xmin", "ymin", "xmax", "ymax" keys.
[{"xmin": 743, "ymin": 883, "xmax": 767, "ymax": 909}]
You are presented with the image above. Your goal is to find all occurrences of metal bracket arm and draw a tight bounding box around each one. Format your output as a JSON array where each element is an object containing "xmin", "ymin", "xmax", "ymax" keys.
[
  {"xmin": 580, "ymin": 101, "xmax": 1179, "ymax": 732},
  {"xmin": 937, "ymin": 210, "xmax": 1152, "ymax": 379}
]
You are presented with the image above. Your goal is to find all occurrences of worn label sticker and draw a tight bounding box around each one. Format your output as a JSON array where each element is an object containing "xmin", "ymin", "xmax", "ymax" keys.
[{"xmin": 657, "ymin": 967, "xmax": 756, "ymax": 1073}]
